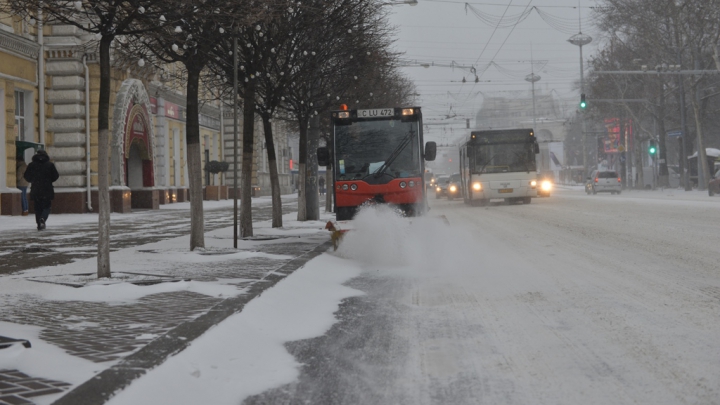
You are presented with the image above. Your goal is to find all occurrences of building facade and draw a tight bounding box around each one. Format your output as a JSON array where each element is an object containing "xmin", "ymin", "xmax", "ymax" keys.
[{"xmin": 1, "ymin": 10, "xmax": 292, "ymax": 216}]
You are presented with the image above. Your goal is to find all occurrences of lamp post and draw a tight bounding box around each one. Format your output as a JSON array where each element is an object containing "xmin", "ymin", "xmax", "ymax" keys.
[
  {"xmin": 232, "ymin": 36, "xmax": 239, "ymax": 248},
  {"xmin": 525, "ymin": 73, "xmax": 540, "ymax": 129},
  {"xmin": 568, "ymin": 31, "xmax": 592, "ymax": 177}
]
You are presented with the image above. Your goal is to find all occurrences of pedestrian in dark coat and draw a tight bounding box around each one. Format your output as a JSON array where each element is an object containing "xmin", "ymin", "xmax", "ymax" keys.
[
  {"xmin": 23, "ymin": 150, "xmax": 59, "ymax": 230},
  {"xmin": 16, "ymin": 157, "xmax": 29, "ymax": 215}
]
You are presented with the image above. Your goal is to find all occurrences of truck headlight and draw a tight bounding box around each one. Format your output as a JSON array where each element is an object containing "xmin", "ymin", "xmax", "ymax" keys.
[{"xmin": 541, "ymin": 180, "xmax": 552, "ymax": 191}]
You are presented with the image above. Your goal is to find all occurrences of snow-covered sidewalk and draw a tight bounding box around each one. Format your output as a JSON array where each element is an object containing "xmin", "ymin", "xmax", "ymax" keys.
[{"xmin": 0, "ymin": 198, "xmax": 346, "ymax": 405}]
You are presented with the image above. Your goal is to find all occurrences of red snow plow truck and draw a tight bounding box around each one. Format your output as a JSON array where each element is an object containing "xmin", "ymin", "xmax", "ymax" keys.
[{"xmin": 317, "ymin": 105, "xmax": 437, "ymax": 221}]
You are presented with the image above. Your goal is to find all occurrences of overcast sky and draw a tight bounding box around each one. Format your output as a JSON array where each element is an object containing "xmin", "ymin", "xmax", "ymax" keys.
[{"xmin": 386, "ymin": 0, "xmax": 602, "ymax": 144}]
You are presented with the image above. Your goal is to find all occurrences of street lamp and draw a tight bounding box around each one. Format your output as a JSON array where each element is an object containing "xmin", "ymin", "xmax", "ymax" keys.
[
  {"xmin": 525, "ymin": 71, "xmax": 540, "ymax": 130},
  {"xmin": 568, "ymin": 30, "xmax": 592, "ymax": 177}
]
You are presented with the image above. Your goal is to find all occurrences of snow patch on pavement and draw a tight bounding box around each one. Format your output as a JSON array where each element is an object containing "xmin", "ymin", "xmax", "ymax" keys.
[{"xmin": 105, "ymin": 253, "xmax": 363, "ymax": 405}]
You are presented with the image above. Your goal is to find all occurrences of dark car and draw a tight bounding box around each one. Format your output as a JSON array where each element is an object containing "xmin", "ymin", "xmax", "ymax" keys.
[
  {"xmin": 435, "ymin": 175, "xmax": 450, "ymax": 199},
  {"xmin": 447, "ymin": 173, "xmax": 462, "ymax": 200},
  {"xmin": 709, "ymin": 169, "xmax": 720, "ymax": 196}
]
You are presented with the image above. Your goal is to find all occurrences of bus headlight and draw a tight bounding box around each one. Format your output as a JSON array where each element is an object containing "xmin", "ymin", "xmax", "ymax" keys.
[
  {"xmin": 449, "ymin": 185, "xmax": 457, "ymax": 192},
  {"xmin": 342, "ymin": 184, "xmax": 349, "ymax": 191},
  {"xmin": 530, "ymin": 180, "xmax": 537, "ymax": 188},
  {"xmin": 350, "ymin": 184, "xmax": 358, "ymax": 191},
  {"xmin": 409, "ymin": 181, "xmax": 415, "ymax": 187},
  {"xmin": 541, "ymin": 180, "xmax": 552, "ymax": 191},
  {"xmin": 472, "ymin": 182, "xmax": 482, "ymax": 191},
  {"xmin": 400, "ymin": 181, "xmax": 407, "ymax": 188}
]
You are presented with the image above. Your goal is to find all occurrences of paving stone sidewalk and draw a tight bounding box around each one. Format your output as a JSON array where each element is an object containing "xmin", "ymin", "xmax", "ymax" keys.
[{"xmin": 0, "ymin": 201, "xmax": 331, "ymax": 405}]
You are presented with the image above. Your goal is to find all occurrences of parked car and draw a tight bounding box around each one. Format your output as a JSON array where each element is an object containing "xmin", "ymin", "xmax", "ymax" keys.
[
  {"xmin": 435, "ymin": 175, "xmax": 450, "ymax": 199},
  {"xmin": 708, "ymin": 169, "xmax": 720, "ymax": 196},
  {"xmin": 447, "ymin": 173, "xmax": 462, "ymax": 200},
  {"xmin": 537, "ymin": 172, "xmax": 553, "ymax": 197},
  {"xmin": 586, "ymin": 170, "xmax": 622, "ymax": 195}
]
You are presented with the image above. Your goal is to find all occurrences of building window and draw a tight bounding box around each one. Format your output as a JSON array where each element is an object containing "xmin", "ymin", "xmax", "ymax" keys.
[{"xmin": 14, "ymin": 90, "xmax": 33, "ymax": 141}]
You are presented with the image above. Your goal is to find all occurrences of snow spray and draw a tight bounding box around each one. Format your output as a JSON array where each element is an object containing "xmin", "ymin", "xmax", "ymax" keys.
[{"xmin": 335, "ymin": 206, "xmax": 479, "ymax": 278}]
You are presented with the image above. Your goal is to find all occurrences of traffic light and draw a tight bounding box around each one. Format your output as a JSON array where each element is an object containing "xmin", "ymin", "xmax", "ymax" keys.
[
  {"xmin": 580, "ymin": 93, "xmax": 587, "ymax": 110},
  {"xmin": 648, "ymin": 140, "xmax": 657, "ymax": 155}
]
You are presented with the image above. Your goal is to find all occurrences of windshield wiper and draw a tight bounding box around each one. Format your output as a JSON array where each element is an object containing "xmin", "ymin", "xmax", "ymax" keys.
[
  {"xmin": 476, "ymin": 154, "xmax": 498, "ymax": 175},
  {"xmin": 373, "ymin": 129, "xmax": 415, "ymax": 178},
  {"xmin": 513, "ymin": 151, "xmax": 532, "ymax": 173}
]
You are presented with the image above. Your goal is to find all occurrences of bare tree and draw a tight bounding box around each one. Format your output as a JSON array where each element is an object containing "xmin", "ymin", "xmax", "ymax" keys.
[
  {"xmin": 0, "ymin": 0, "xmax": 173, "ymax": 277},
  {"xmin": 124, "ymin": 0, "xmax": 269, "ymax": 246}
]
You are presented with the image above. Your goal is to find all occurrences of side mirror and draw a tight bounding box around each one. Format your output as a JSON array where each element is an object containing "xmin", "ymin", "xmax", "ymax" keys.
[
  {"xmin": 317, "ymin": 147, "xmax": 329, "ymax": 167},
  {"xmin": 424, "ymin": 141, "xmax": 437, "ymax": 161}
]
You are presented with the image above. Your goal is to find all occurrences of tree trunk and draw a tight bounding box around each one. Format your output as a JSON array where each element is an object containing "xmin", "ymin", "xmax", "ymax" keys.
[
  {"xmin": 305, "ymin": 115, "xmax": 320, "ymax": 220},
  {"xmin": 691, "ymin": 92, "xmax": 711, "ymax": 190},
  {"xmin": 240, "ymin": 80, "xmax": 255, "ymax": 237},
  {"xmin": 634, "ymin": 137, "xmax": 644, "ymax": 189},
  {"xmin": 261, "ymin": 114, "xmax": 282, "ymax": 228},
  {"xmin": 297, "ymin": 115, "xmax": 308, "ymax": 221},
  {"xmin": 97, "ymin": 35, "xmax": 113, "ymax": 278},
  {"xmin": 186, "ymin": 65, "xmax": 205, "ymax": 250}
]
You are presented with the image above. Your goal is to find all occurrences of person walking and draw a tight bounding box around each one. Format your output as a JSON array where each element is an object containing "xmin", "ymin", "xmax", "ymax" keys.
[
  {"xmin": 23, "ymin": 149, "xmax": 59, "ymax": 230},
  {"xmin": 16, "ymin": 156, "xmax": 29, "ymax": 216},
  {"xmin": 318, "ymin": 175, "xmax": 325, "ymax": 196}
]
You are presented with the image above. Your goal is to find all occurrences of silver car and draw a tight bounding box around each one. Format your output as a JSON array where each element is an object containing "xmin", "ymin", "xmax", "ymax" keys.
[{"xmin": 586, "ymin": 170, "xmax": 622, "ymax": 194}]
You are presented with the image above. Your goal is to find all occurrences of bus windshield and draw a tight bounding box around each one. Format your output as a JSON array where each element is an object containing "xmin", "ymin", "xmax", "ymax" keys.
[
  {"xmin": 335, "ymin": 119, "xmax": 421, "ymax": 181},
  {"xmin": 473, "ymin": 142, "xmax": 536, "ymax": 174}
]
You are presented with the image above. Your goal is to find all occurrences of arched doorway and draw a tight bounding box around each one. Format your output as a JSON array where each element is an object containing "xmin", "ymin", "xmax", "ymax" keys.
[{"xmin": 126, "ymin": 140, "xmax": 145, "ymax": 189}]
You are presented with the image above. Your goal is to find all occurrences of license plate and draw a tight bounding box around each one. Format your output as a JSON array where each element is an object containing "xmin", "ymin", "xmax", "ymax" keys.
[
  {"xmin": 499, "ymin": 188, "xmax": 513, "ymax": 193},
  {"xmin": 357, "ymin": 108, "xmax": 394, "ymax": 118}
]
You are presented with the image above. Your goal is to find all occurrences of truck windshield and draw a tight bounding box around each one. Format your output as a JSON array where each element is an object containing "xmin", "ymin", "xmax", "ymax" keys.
[
  {"xmin": 473, "ymin": 142, "xmax": 536, "ymax": 174},
  {"xmin": 335, "ymin": 119, "xmax": 421, "ymax": 181}
]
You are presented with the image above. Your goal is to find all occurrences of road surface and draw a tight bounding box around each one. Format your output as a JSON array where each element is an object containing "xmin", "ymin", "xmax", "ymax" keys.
[{"xmin": 244, "ymin": 189, "xmax": 720, "ymax": 405}]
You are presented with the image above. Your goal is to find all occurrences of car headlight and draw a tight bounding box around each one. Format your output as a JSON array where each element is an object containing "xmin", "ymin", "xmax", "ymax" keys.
[
  {"xmin": 541, "ymin": 180, "xmax": 552, "ymax": 191},
  {"xmin": 436, "ymin": 187, "xmax": 441, "ymax": 192},
  {"xmin": 449, "ymin": 185, "xmax": 457, "ymax": 192},
  {"xmin": 472, "ymin": 182, "xmax": 481, "ymax": 191}
]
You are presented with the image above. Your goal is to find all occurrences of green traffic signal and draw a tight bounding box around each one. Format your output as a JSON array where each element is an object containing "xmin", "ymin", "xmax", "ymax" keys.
[
  {"xmin": 648, "ymin": 141, "xmax": 657, "ymax": 155},
  {"xmin": 580, "ymin": 93, "xmax": 587, "ymax": 109}
]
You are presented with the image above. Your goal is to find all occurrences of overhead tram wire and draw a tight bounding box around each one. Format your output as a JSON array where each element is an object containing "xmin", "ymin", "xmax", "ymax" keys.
[
  {"xmin": 439, "ymin": 0, "xmax": 514, "ymax": 112},
  {"xmin": 460, "ymin": 0, "xmax": 535, "ymax": 107},
  {"xmin": 423, "ymin": 0, "xmax": 593, "ymax": 7}
]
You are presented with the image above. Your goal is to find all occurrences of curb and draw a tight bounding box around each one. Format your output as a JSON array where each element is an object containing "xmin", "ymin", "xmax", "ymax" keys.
[{"xmin": 52, "ymin": 241, "xmax": 332, "ymax": 405}]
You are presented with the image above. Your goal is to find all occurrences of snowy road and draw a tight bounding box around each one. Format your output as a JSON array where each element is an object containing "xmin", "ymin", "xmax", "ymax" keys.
[{"xmin": 244, "ymin": 189, "xmax": 720, "ymax": 404}]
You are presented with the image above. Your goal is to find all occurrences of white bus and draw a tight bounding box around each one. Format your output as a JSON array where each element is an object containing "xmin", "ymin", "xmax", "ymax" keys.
[{"xmin": 459, "ymin": 128, "xmax": 540, "ymax": 206}]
